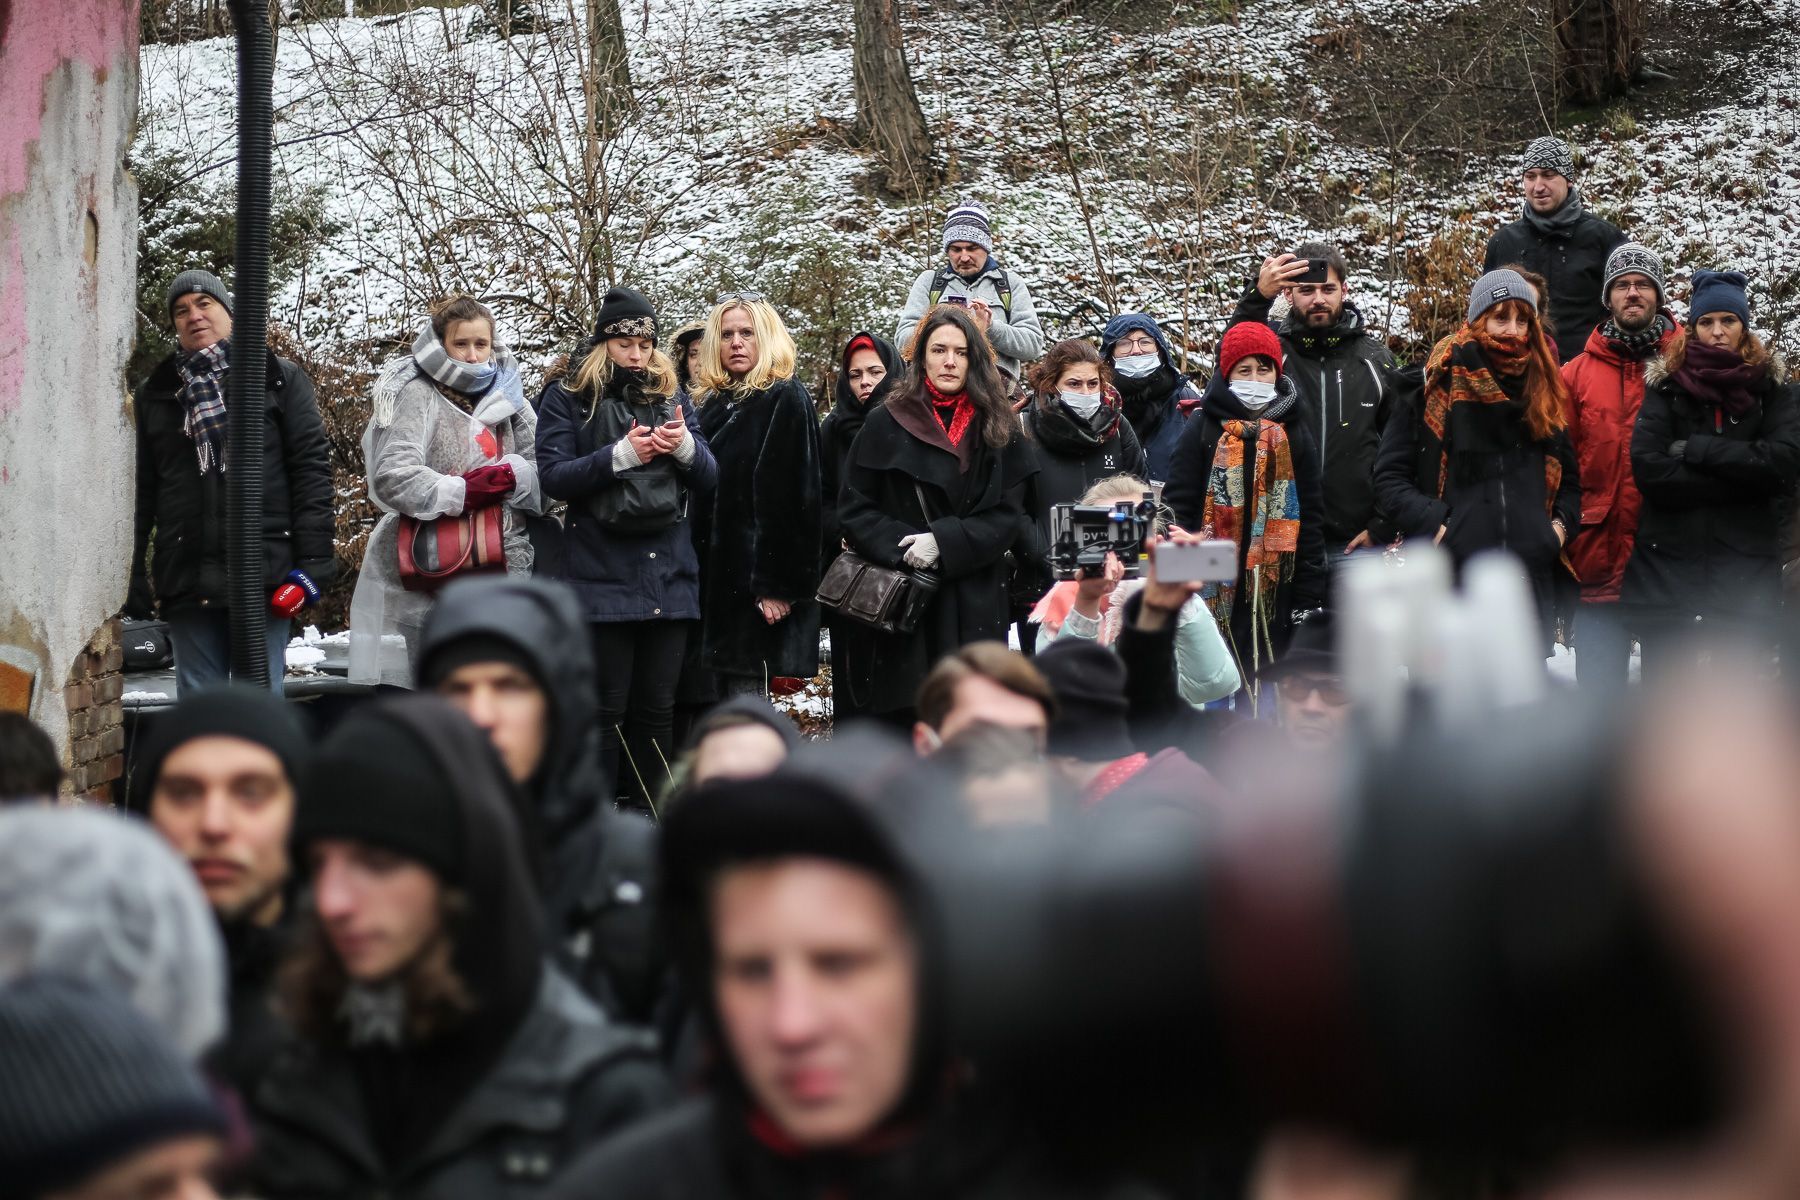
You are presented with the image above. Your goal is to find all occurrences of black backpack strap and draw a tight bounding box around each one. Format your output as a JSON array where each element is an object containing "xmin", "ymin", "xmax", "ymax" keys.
[{"xmin": 925, "ymin": 264, "xmax": 958, "ymax": 308}]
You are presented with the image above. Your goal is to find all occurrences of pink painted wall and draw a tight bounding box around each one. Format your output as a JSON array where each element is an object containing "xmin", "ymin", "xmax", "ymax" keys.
[{"xmin": 0, "ymin": 0, "xmax": 139, "ymax": 742}]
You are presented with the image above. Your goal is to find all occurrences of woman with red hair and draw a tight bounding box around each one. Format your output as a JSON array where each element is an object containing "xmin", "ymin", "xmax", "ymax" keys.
[{"xmin": 1374, "ymin": 268, "xmax": 1580, "ymax": 646}]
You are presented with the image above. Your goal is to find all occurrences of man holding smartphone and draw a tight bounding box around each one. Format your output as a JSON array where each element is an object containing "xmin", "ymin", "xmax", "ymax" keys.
[
  {"xmin": 894, "ymin": 199, "xmax": 1045, "ymax": 388},
  {"xmin": 1231, "ymin": 243, "xmax": 1399, "ymax": 560}
]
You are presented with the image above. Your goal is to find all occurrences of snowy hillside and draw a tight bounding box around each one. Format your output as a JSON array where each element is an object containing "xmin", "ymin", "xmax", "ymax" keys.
[{"xmin": 137, "ymin": 0, "xmax": 1800, "ymax": 378}]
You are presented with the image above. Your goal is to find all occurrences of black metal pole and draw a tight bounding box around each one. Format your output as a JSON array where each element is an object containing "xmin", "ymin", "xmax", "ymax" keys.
[{"xmin": 226, "ymin": 0, "xmax": 274, "ymax": 685}]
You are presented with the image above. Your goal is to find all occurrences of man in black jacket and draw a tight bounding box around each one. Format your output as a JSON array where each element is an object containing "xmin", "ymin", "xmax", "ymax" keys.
[
  {"xmin": 138, "ymin": 687, "xmax": 310, "ymax": 1093},
  {"xmin": 418, "ymin": 575, "xmax": 666, "ymax": 1026},
  {"xmin": 1232, "ymin": 241, "xmax": 1398, "ymax": 557},
  {"xmin": 128, "ymin": 270, "xmax": 335, "ymax": 695},
  {"xmin": 248, "ymin": 694, "xmax": 668, "ymax": 1199},
  {"xmin": 1483, "ymin": 137, "xmax": 1628, "ymax": 363}
]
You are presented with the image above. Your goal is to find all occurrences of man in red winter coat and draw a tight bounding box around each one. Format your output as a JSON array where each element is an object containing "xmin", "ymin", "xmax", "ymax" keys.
[{"xmin": 1561, "ymin": 243, "xmax": 1681, "ymax": 693}]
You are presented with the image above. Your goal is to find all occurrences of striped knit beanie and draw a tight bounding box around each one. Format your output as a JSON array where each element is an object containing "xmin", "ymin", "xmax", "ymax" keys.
[
  {"xmin": 0, "ymin": 976, "xmax": 225, "ymax": 1198},
  {"xmin": 942, "ymin": 200, "xmax": 994, "ymax": 254}
]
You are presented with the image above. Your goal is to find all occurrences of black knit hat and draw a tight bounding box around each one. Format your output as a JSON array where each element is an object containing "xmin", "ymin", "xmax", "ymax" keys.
[
  {"xmin": 292, "ymin": 710, "xmax": 462, "ymax": 884},
  {"xmin": 416, "ymin": 633, "xmax": 542, "ymax": 695},
  {"xmin": 132, "ymin": 686, "xmax": 310, "ymax": 812},
  {"xmin": 165, "ymin": 269, "xmax": 234, "ymax": 318},
  {"xmin": 1258, "ymin": 608, "xmax": 1338, "ymax": 682},
  {"xmin": 593, "ymin": 286, "xmax": 658, "ymax": 344},
  {"xmin": 0, "ymin": 975, "xmax": 226, "ymax": 1198},
  {"xmin": 686, "ymin": 694, "xmax": 802, "ymax": 753},
  {"xmin": 1034, "ymin": 640, "xmax": 1135, "ymax": 763}
]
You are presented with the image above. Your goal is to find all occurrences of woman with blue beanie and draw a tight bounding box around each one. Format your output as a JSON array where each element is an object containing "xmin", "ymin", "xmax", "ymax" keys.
[{"xmin": 1622, "ymin": 270, "xmax": 1800, "ymax": 674}]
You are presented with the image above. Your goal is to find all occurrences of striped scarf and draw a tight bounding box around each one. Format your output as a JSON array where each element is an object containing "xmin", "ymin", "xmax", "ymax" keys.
[
  {"xmin": 1421, "ymin": 326, "xmax": 1562, "ymax": 514},
  {"xmin": 1200, "ymin": 418, "xmax": 1300, "ymax": 641},
  {"xmin": 175, "ymin": 339, "xmax": 231, "ymax": 476}
]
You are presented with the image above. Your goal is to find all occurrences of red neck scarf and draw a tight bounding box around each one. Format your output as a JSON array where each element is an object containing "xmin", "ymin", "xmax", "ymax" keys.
[{"xmin": 922, "ymin": 376, "xmax": 976, "ymax": 447}]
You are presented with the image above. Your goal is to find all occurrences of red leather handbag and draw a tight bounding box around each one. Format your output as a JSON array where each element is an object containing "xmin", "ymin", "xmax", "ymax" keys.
[{"xmin": 396, "ymin": 507, "xmax": 507, "ymax": 593}]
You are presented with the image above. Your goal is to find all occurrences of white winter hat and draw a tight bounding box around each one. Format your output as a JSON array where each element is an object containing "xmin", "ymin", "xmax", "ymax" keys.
[{"xmin": 0, "ymin": 805, "xmax": 226, "ymax": 1060}]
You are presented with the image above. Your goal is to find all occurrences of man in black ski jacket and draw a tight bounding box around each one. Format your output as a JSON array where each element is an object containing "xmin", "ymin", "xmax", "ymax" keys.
[
  {"xmin": 1483, "ymin": 136, "xmax": 1628, "ymax": 363},
  {"xmin": 1231, "ymin": 241, "xmax": 1398, "ymax": 556},
  {"xmin": 128, "ymin": 269, "xmax": 334, "ymax": 695}
]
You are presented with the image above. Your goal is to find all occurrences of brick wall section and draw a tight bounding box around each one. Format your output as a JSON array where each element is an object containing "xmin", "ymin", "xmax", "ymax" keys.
[{"xmin": 64, "ymin": 618, "xmax": 125, "ymax": 802}]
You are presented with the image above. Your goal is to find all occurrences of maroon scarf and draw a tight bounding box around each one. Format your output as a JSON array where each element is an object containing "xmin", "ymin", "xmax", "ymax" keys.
[{"xmin": 1674, "ymin": 339, "xmax": 1766, "ymax": 419}]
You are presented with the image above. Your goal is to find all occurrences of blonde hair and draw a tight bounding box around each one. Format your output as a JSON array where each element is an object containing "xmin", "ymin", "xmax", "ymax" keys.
[
  {"xmin": 569, "ymin": 342, "xmax": 679, "ymax": 407},
  {"xmin": 1081, "ymin": 474, "xmax": 1169, "ymax": 536},
  {"xmin": 695, "ymin": 299, "xmax": 798, "ymax": 397}
]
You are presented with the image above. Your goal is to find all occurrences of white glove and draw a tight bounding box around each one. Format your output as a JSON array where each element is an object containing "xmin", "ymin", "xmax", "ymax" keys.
[{"xmin": 900, "ymin": 532, "xmax": 940, "ymax": 569}]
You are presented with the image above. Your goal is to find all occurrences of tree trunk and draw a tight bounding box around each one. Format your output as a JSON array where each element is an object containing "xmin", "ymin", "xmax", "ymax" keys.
[
  {"xmin": 852, "ymin": 0, "xmax": 937, "ymax": 195},
  {"xmin": 1553, "ymin": 0, "xmax": 1645, "ymax": 106},
  {"xmin": 586, "ymin": 0, "xmax": 635, "ymax": 132}
]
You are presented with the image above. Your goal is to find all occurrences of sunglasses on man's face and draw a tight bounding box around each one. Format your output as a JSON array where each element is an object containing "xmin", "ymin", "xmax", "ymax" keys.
[{"xmin": 1280, "ymin": 674, "xmax": 1348, "ymax": 706}]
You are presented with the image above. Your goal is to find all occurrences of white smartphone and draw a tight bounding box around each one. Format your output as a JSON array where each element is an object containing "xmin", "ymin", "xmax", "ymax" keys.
[{"xmin": 1153, "ymin": 539, "xmax": 1237, "ymax": 584}]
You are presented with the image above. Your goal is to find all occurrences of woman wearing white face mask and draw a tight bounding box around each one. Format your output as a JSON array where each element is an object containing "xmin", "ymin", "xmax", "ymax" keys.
[
  {"xmin": 1163, "ymin": 322, "xmax": 1327, "ymax": 688},
  {"xmin": 1021, "ymin": 339, "xmax": 1148, "ymax": 556},
  {"xmin": 1015, "ymin": 341, "xmax": 1148, "ymax": 655}
]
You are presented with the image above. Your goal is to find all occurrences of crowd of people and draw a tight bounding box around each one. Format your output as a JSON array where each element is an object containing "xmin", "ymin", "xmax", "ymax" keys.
[{"xmin": 2, "ymin": 131, "xmax": 1797, "ymax": 1198}]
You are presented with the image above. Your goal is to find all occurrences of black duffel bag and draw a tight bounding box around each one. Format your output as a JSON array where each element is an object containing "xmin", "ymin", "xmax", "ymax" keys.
[{"xmin": 122, "ymin": 619, "xmax": 174, "ymax": 671}]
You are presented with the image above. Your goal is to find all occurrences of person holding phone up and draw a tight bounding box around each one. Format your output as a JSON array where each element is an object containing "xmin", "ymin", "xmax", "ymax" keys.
[{"xmin": 1230, "ymin": 241, "xmax": 1400, "ymax": 558}]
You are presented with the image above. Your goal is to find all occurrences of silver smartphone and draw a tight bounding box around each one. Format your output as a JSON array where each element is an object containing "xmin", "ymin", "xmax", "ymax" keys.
[{"xmin": 1153, "ymin": 539, "xmax": 1237, "ymax": 584}]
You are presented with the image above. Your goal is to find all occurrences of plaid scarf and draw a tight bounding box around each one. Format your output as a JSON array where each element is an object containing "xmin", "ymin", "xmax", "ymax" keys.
[
  {"xmin": 175, "ymin": 340, "xmax": 232, "ymax": 476},
  {"xmin": 1421, "ymin": 326, "xmax": 1562, "ymax": 514},
  {"xmin": 1200, "ymin": 418, "xmax": 1300, "ymax": 643}
]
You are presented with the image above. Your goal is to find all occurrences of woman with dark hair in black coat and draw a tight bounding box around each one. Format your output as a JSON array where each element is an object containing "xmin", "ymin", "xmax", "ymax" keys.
[
  {"xmin": 820, "ymin": 332, "xmax": 904, "ymax": 720},
  {"xmin": 692, "ymin": 295, "xmax": 824, "ymax": 697},
  {"xmin": 1622, "ymin": 270, "xmax": 1800, "ymax": 675},
  {"xmin": 838, "ymin": 307, "xmax": 1039, "ymax": 721}
]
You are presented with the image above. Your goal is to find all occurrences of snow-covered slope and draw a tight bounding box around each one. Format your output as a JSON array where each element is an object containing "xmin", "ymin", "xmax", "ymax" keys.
[{"xmin": 137, "ymin": 0, "xmax": 1800, "ymax": 374}]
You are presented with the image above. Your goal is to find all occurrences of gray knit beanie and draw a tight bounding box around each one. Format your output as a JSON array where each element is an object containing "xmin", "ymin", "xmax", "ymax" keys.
[
  {"xmin": 942, "ymin": 200, "xmax": 994, "ymax": 254},
  {"xmin": 1467, "ymin": 269, "xmax": 1539, "ymax": 325},
  {"xmin": 1602, "ymin": 243, "xmax": 1666, "ymax": 306},
  {"xmin": 1521, "ymin": 136, "xmax": 1576, "ymax": 180},
  {"xmin": 0, "ymin": 975, "xmax": 225, "ymax": 1198},
  {"xmin": 0, "ymin": 807, "xmax": 226, "ymax": 1060},
  {"xmin": 165, "ymin": 269, "xmax": 234, "ymax": 318}
]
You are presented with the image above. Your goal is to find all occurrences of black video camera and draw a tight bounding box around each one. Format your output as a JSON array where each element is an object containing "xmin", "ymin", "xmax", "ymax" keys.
[{"xmin": 1048, "ymin": 494, "xmax": 1156, "ymax": 581}]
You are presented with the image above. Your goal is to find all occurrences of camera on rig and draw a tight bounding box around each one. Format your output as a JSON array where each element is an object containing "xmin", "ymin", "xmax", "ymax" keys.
[{"xmin": 1048, "ymin": 494, "xmax": 1157, "ymax": 581}]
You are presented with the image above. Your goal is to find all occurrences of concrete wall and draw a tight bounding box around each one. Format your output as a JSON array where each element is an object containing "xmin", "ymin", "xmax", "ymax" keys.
[{"xmin": 0, "ymin": 0, "xmax": 139, "ymax": 773}]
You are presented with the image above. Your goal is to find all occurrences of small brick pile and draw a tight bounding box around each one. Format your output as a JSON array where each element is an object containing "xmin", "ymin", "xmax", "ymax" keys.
[{"xmin": 63, "ymin": 618, "xmax": 125, "ymax": 801}]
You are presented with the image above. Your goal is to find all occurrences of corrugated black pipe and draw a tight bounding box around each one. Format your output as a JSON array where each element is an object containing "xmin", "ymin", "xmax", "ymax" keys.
[{"xmin": 226, "ymin": 0, "xmax": 274, "ymax": 685}]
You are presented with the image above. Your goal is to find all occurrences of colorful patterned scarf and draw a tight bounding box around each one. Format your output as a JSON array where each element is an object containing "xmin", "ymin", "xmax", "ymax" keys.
[
  {"xmin": 1200, "ymin": 418, "xmax": 1300, "ymax": 634},
  {"xmin": 1421, "ymin": 325, "xmax": 1562, "ymax": 514},
  {"xmin": 175, "ymin": 339, "xmax": 231, "ymax": 476}
]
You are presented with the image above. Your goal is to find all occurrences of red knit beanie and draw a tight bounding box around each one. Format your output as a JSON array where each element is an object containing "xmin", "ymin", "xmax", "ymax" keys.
[{"xmin": 1217, "ymin": 322, "xmax": 1284, "ymax": 380}]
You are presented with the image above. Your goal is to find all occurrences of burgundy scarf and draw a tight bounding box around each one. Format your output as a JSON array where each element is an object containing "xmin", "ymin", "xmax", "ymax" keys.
[{"xmin": 1674, "ymin": 339, "xmax": 1766, "ymax": 419}]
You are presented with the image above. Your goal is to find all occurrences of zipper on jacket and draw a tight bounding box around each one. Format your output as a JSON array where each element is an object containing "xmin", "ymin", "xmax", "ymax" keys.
[
  {"xmin": 1335, "ymin": 369, "xmax": 1344, "ymax": 428},
  {"xmin": 1500, "ymin": 471, "xmax": 1509, "ymax": 551},
  {"xmin": 1318, "ymin": 377, "xmax": 1328, "ymax": 474}
]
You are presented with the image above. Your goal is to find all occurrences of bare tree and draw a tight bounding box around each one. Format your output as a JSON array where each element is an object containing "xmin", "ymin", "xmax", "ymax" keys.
[
  {"xmin": 1552, "ymin": 0, "xmax": 1644, "ymax": 106},
  {"xmin": 851, "ymin": 0, "xmax": 937, "ymax": 195},
  {"xmin": 585, "ymin": 0, "xmax": 635, "ymax": 132}
]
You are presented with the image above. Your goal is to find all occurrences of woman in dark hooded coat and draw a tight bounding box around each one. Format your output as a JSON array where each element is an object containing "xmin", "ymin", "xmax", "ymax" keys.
[
  {"xmin": 837, "ymin": 307, "xmax": 1039, "ymax": 720},
  {"xmin": 819, "ymin": 332, "xmax": 904, "ymax": 721},
  {"xmin": 1100, "ymin": 313, "xmax": 1201, "ymax": 485}
]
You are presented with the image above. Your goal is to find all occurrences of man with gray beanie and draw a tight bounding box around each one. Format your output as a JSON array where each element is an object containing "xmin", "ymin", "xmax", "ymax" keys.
[
  {"xmin": 1559, "ymin": 242, "xmax": 1681, "ymax": 692},
  {"xmin": 1483, "ymin": 135, "xmax": 1627, "ymax": 363},
  {"xmin": 895, "ymin": 199, "xmax": 1045, "ymax": 386},
  {"xmin": 0, "ymin": 975, "xmax": 229, "ymax": 1200},
  {"xmin": 127, "ymin": 268, "xmax": 335, "ymax": 696}
]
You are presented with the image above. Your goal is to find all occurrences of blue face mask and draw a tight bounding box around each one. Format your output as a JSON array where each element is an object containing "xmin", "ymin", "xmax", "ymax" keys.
[
  {"xmin": 1060, "ymin": 390, "xmax": 1104, "ymax": 419},
  {"xmin": 1113, "ymin": 352, "xmax": 1160, "ymax": 379}
]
